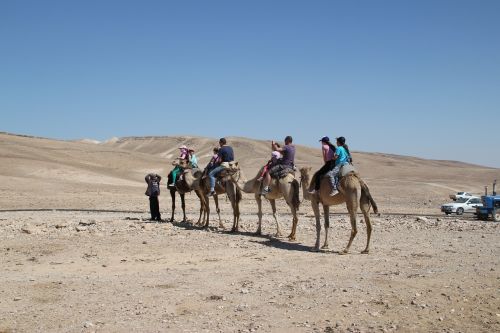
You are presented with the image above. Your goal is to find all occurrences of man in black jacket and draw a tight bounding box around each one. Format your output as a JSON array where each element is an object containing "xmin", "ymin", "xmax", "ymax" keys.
[{"xmin": 145, "ymin": 173, "xmax": 162, "ymax": 221}]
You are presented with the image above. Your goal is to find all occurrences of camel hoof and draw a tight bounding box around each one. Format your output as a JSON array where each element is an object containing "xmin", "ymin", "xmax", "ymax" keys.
[
  {"xmin": 274, "ymin": 233, "xmax": 283, "ymax": 238},
  {"xmin": 361, "ymin": 250, "xmax": 369, "ymax": 254},
  {"xmin": 288, "ymin": 237, "xmax": 296, "ymax": 242},
  {"xmin": 254, "ymin": 230, "xmax": 262, "ymax": 236},
  {"xmin": 339, "ymin": 250, "xmax": 349, "ymax": 255},
  {"xmin": 311, "ymin": 247, "xmax": 321, "ymax": 252},
  {"xmin": 321, "ymin": 245, "xmax": 329, "ymax": 250}
]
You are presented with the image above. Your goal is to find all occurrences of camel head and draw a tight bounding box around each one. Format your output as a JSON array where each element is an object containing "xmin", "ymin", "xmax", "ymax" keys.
[
  {"xmin": 173, "ymin": 159, "xmax": 189, "ymax": 168},
  {"xmin": 219, "ymin": 161, "xmax": 244, "ymax": 185},
  {"xmin": 299, "ymin": 166, "xmax": 312, "ymax": 187},
  {"xmin": 220, "ymin": 161, "xmax": 239, "ymax": 177}
]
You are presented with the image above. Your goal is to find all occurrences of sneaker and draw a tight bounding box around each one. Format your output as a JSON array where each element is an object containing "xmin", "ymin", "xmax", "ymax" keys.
[
  {"xmin": 257, "ymin": 177, "xmax": 263, "ymax": 182},
  {"xmin": 329, "ymin": 189, "xmax": 338, "ymax": 196},
  {"xmin": 208, "ymin": 191, "xmax": 216, "ymax": 197},
  {"xmin": 261, "ymin": 186, "xmax": 271, "ymax": 195},
  {"xmin": 308, "ymin": 189, "xmax": 317, "ymax": 194}
]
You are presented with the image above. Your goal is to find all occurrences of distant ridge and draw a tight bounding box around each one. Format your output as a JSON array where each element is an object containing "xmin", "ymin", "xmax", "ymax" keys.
[{"xmin": 0, "ymin": 131, "xmax": 496, "ymax": 169}]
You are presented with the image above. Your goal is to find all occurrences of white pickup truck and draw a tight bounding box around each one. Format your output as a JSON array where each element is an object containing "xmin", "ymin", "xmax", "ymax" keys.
[
  {"xmin": 449, "ymin": 192, "xmax": 473, "ymax": 201},
  {"xmin": 441, "ymin": 196, "xmax": 483, "ymax": 215}
]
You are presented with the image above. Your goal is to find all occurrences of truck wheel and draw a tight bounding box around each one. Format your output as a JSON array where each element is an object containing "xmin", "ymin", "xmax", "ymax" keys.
[
  {"xmin": 494, "ymin": 209, "xmax": 500, "ymax": 222},
  {"xmin": 445, "ymin": 212, "xmax": 450, "ymax": 215},
  {"xmin": 456, "ymin": 207, "xmax": 464, "ymax": 215}
]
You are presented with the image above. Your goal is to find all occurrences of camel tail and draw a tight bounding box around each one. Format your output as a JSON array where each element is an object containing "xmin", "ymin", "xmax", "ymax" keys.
[
  {"xmin": 360, "ymin": 180, "xmax": 378, "ymax": 214},
  {"xmin": 291, "ymin": 179, "xmax": 300, "ymax": 211}
]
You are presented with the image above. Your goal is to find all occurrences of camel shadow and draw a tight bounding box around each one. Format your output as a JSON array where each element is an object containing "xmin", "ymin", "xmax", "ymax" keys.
[
  {"xmin": 250, "ymin": 238, "xmax": 312, "ymax": 252},
  {"xmin": 217, "ymin": 229, "xmax": 272, "ymax": 239}
]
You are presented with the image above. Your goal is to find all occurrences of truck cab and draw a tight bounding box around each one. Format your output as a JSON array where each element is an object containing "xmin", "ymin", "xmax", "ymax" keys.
[{"xmin": 476, "ymin": 195, "xmax": 500, "ymax": 222}]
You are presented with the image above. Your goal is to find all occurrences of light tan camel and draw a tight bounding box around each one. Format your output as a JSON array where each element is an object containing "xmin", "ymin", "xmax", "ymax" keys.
[
  {"xmin": 299, "ymin": 166, "xmax": 378, "ymax": 253},
  {"xmin": 225, "ymin": 163, "xmax": 301, "ymax": 240},
  {"xmin": 195, "ymin": 164, "xmax": 242, "ymax": 232}
]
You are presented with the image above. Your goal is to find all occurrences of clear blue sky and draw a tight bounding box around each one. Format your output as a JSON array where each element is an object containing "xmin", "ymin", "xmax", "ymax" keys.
[{"xmin": 1, "ymin": 0, "xmax": 499, "ymax": 167}]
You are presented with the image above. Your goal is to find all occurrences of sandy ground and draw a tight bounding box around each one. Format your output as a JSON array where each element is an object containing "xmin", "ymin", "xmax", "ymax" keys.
[{"xmin": 1, "ymin": 205, "xmax": 499, "ymax": 333}]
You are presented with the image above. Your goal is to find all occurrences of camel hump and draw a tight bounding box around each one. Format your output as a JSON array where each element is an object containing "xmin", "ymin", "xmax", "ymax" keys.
[
  {"xmin": 340, "ymin": 164, "xmax": 356, "ymax": 177},
  {"xmin": 191, "ymin": 168, "xmax": 203, "ymax": 178},
  {"xmin": 279, "ymin": 172, "xmax": 296, "ymax": 183}
]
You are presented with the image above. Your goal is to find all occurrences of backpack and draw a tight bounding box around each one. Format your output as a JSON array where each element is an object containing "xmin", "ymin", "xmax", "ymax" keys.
[{"xmin": 150, "ymin": 178, "xmax": 160, "ymax": 196}]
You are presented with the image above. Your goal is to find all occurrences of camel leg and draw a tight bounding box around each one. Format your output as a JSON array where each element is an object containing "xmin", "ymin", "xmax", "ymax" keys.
[
  {"xmin": 234, "ymin": 193, "xmax": 241, "ymax": 233},
  {"xmin": 321, "ymin": 205, "xmax": 330, "ymax": 249},
  {"xmin": 269, "ymin": 199, "xmax": 282, "ymax": 238},
  {"xmin": 200, "ymin": 196, "xmax": 208, "ymax": 227},
  {"xmin": 226, "ymin": 184, "xmax": 239, "ymax": 233},
  {"xmin": 169, "ymin": 189, "xmax": 176, "ymax": 222},
  {"xmin": 255, "ymin": 194, "xmax": 263, "ymax": 235},
  {"xmin": 311, "ymin": 198, "xmax": 322, "ymax": 251},
  {"xmin": 195, "ymin": 191, "xmax": 204, "ymax": 226},
  {"xmin": 180, "ymin": 193, "xmax": 187, "ymax": 222},
  {"xmin": 203, "ymin": 194, "xmax": 211, "ymax": 229},
  {"xmin": 213, "ymin": 195, "xmax": 224, "ymax": 229},
  {"xmin": 359, "ymin": 191, "xmax": 373, "ymax": 254},
  {"xmin": 288, "ymin": 206, "xmax": 299, "ymax": 241},
  {"xmin": 361, "ymin": 209, "xmax": 372, "ymax": 254},
  {"xmin": 341, "ymin": 196, "xmax": 359, "ymax": 254}
]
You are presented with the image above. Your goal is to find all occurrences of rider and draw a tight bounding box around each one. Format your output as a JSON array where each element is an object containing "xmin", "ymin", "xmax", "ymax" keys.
[
  {"xmin": 308, "ymin": 136, "xmax": 336, "ymax": 194},
  {"xmin": 208, "ymin": 138, "xmax": 234, "ymax": 196},
  {"xmin": 261, "ymin": 135, "xmax": 295, "ymax": 195},
  {"xmin": 169, "ymin": 145, "xmax": 189, "ymax": 186},
  {"xmin": 257, "ymin": 151, "xmax": 282, "ymax": 182},
  {"xmin": 204, "ymin": 147, "xmax": 220, "ymax": 175},
  {"xmin": 188, "ymin": 148, "xmax": 198, "ymax": 168},
  {"xmin": 327, "ymin": 136, "xmax": 351, "ymax": 196}
]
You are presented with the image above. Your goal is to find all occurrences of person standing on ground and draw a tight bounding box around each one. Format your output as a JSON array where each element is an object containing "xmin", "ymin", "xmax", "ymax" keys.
[{"xmin": 145, "ymin": 173, "xmax": 162, "ymax": 221}]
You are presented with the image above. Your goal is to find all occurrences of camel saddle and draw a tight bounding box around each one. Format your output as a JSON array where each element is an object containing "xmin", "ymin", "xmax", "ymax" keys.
[
  {"xmin": 270, "ymin": 164, "xmax": 295, "ymax": 179},
  {"xmin": 340, "ymin": 164, "xmax": 356, "ymax": 177},
  {"xmin": 322, "ymin": 164, "xmax": 356, "ymax": 181}
]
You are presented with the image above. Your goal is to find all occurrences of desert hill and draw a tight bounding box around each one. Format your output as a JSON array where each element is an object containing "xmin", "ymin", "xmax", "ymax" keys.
[{"xmin": 1, "ymin": 132, "xmax": 499, "ymax": 213}]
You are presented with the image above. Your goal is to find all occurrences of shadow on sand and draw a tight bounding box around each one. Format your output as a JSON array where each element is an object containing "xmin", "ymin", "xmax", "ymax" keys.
[
  {"xmin": 250, "ymin": 238, "xmax": 313, "ymax": 252},
  {"xmin": 137, "ymin": 217, "xmax": 318, "ymax": 253}
]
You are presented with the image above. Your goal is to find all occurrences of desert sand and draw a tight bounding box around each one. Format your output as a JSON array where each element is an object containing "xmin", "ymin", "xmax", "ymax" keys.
[{"xmin": 1, "ymin": 132, "xmax": 499, "ymax": 333}]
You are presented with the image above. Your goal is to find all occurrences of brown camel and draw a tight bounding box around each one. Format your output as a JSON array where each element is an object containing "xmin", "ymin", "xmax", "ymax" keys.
[
  {"xmin": 195, "ymin": 164, "xmax": 242, "ymax": 232},
  {"xmin": 225, "ymin": 163, "xmax": 300, "ymax": 240},
  {"xmin": 168, "ymin": 159, "xmax": 204, "ymax": 223},
  {"xmin": 299, "ymin": 166, "xmax": 378, "ymax": 253}
]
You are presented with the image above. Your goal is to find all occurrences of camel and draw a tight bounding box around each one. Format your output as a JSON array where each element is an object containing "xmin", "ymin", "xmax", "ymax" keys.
[
  {"xmin": 225, "ymin": 163, "xmax": 301, "ymax": 240},
  {"xmin": 299, "ymin": 166, "xmax": 378, "ymax": 254},
  {"xmin": 168, "ymin": 159, "xmax": 204, "ymax": 223},
  {"xmin": 195, "ymin": 164, "xmax": 242, "ymax": 232}
]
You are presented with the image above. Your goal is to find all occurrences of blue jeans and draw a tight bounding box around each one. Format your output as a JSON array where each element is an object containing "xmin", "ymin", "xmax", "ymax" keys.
[
  {"xmin": 208, "ymin": 165, "xmax": 225, "ymax": 192},
  {"xmin": 326, "ymin": 163, "xmax": 347, "ymax": 189}
]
